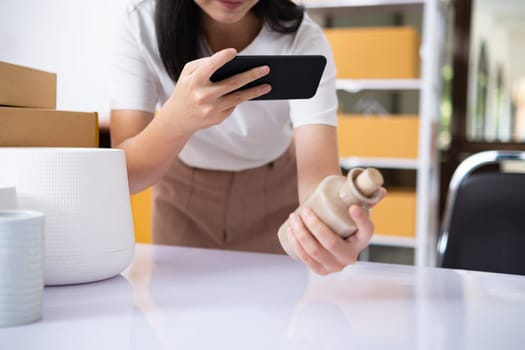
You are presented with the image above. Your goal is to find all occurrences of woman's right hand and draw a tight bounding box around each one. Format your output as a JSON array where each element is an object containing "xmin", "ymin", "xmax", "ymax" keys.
[
  {"xmin": 111, "ymin": 48, "xmax": 270, "ymax": 194},
  {"xmin": 157, "ymin": 48, "xmax": 271, "ymax": 137}
]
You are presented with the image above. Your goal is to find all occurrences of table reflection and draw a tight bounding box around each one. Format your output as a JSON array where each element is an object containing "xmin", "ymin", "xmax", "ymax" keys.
[
  {"xmin": 125, "ymin": 244, "xmax": 308, "ymax": 349},
  {"xmin": 0, "ymin": 274, "xmax": 133, "ymax": 349}
]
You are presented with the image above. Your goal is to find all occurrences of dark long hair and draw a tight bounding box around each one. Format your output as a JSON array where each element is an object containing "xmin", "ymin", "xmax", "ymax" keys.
[{"xmin": 155, "ymin": 0, "xmax": 304, "ymax": 82}]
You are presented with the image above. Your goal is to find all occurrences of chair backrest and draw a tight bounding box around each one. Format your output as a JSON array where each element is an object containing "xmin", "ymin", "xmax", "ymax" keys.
[{"xmin": 437, "ymin": 150, "xmax": 525, "ymax": 275}]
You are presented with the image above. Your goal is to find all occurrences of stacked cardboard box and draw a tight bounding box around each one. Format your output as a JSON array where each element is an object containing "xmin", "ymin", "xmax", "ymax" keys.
[
  {"xmin": 371, "ymin": 189, "xmax": 416, "ymax": 237},
  {"xmin": 324, "ymin": 27, "xmax": 421, "ymax": 79},
  {"xmin": 337, "ymin": 114, "xmax": 419, "ymax": 237},
  {"xmin": 337, "ymin": 114, "xmax": 419, "ymax": 159},
  {"xmin": 0, "ymin": 61, "xmax": 98, "ymax": 147}
]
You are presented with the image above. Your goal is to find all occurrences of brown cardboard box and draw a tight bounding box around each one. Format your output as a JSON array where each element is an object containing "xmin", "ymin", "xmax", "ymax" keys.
[
  {"xmin": 337, "ymin": 114, "xmax": 419, "ymax": 159},
  {"xmin": 371, "ymin": 189, "xmax": 416, "ymax": 237},
  {"xmin": 0, "ymin": 107, "xmax": 98, "ymax": 147},
  {"xmin": 324, "ymin": 27, "xmax": 421, "ymax": 79},
  {"xmin": 130, "ymin": 187, "xmax": 153, "ymax": 244},
  {"xmin": 0, "ymin": 61, "xmax": 57, "ymax": 109}
]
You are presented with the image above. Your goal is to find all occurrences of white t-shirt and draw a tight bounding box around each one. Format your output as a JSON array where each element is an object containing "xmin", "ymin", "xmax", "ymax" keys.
[{"xmin": 111, "ymin": 0, "xmax": 338, "ymax": 171}]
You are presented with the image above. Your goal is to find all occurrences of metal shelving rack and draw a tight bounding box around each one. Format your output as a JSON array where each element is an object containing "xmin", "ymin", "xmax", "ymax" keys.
[
  {"xmin": 336, "ymin": 78, "xmax": 421, "ymax": 93},
  {"xmin": 298, "ymin": 0, "xmax": 447, "ymax": 266}
]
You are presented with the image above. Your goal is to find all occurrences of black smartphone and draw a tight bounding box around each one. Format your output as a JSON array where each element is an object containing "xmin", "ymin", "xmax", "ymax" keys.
[{"xmin": 210, "ymin": 55, "xmax": 327, "ymax": 100}]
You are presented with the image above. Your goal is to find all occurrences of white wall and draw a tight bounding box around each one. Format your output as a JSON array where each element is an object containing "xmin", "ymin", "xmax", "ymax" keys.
[{"xmin": 0, "ymin": 0, "xmax": 128, "ymax": 126}]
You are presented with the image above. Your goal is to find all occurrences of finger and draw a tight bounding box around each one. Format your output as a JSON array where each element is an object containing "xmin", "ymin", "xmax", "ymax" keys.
[
  {"xmin": 346, "ymin": 205, "xmax": 374, "ymax": 252},
  {"xmin": 290, "ymin": 212, "xmax": 344, "ymax": 273},
  {"xmin": 196, "ymin": 48, "xmax": 237, "ymax": 79},
  {"xmin": 209, "ymin": 106, "xmax": 236, "ymax": 125},
  {"xmin": 181, "ymin": 57, "xmax": 210, "ymax": 76},
  {"xmin": 301, "ymin": 208, "xmax": 348, "ymax": 261},
  {"xmin": 287, "ymin": 227, "xmax": 329, "ymax": 275},
  {"xmin": 298, "ymin": 208, "xmax": 350, "ymax": 269},
  {"xmin": 217, "ymin": 83, "xmax": 271, "ymax": 111},
  {"xmin": 213, "ymin": 65, "xmax": 270, "ymax": 95}
]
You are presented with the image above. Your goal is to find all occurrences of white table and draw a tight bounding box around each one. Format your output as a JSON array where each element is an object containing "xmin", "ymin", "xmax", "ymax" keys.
[{"xmin": 1, "ymin": 243, "xmax": 525, "ymax": 349}]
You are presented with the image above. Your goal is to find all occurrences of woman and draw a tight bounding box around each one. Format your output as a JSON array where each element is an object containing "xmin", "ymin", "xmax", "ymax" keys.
[{"xmin": 110, "ymin": 0, "xmax": 385, "ymax": 275}]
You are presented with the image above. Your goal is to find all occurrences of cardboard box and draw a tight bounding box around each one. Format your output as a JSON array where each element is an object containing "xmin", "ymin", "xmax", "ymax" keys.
[
  {"xmin": 0, "ymin": 61, "xmax": 57, "ymax": 109},
  {"xmin": 371, "ymin": 189, "xmax": 416, "ymax": 237},
  {"xmin": 337, "ymin": 114, "xmax": 419, "ymax": 159},
  {"xmin": 130, "ymin": 187, "xmax": 153, "ymax": 244},
  {"xmin": 0, "ymin": 107, "xmax": 98, "ymax": 147},
  {"xmin": 324, "ymin": 27, "xmax": 421, "ymax": 79}
]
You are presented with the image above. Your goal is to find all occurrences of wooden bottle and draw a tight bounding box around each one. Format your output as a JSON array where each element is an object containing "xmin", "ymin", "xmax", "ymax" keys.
[{"xmin": 278, "ymin": 168, "xmax": 383, "ymax": 259}]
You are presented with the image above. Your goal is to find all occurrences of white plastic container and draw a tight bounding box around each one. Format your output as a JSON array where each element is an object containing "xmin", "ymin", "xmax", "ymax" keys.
[
  {"xmin": 0, "ymin": 185, "xmax": 17, "ymax": 210},
  {"xmin": 0, "ymin": 210, "xmax": 45, "ymax": 327},
  {"xmin": 0, "ymin": 148, "xmax": 135, "ymax": 285}
]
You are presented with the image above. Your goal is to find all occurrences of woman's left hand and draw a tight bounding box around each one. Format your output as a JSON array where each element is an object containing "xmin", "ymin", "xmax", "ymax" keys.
[{"xmin": 286, "ymin": 188, "xmax": 387, "ymax": 275}]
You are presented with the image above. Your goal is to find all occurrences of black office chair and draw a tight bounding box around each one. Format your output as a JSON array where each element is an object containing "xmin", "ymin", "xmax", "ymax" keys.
[{"xmin": 437, "ymin": 150, "xmax": 525, "ymax": 275}]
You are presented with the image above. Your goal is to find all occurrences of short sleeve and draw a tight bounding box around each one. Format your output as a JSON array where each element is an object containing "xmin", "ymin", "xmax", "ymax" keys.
[
  {"xmin": 288, "ymin": 18, "xmax": 338, "ymax": 128},
  {"xmin": 110, "ymin": 6, "xmax": 158, "ymax": 112}
]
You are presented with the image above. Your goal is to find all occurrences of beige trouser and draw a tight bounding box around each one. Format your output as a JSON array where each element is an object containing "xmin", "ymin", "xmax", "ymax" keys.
[{"xmin": 152, "ymin": 145, "xmax": 298, "ymax": 254}]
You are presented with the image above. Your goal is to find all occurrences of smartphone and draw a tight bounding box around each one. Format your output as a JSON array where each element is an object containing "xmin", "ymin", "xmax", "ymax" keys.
[{"xmin": 210, "ymin": 55, "xmax": 326, "ymax": 100}]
